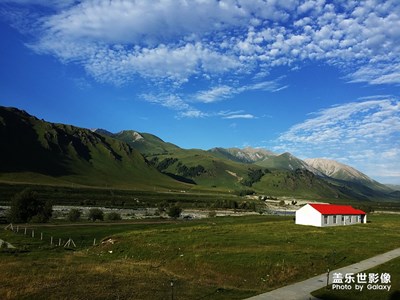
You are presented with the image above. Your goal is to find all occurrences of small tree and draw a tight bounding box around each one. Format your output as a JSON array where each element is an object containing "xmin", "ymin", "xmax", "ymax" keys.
[
  {"xmin": 88, "ymin": 208, "xmax": 104, "ymax": 222},
  {"xmin": 168, "ymin": 205, "xmax": 182, "ymax": 219},
  {"xmin": 7, "ymin": 189, "xmax": 52, "ymax": 223},
  {"xmin": 67, "ymin": 209, "xmax": 81, "ymax": 222}
]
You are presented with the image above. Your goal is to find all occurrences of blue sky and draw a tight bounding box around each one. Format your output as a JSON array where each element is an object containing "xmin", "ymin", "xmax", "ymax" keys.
[{"xmin": 0, "ymin": 0, "xmax": 399, "ymax": 184}]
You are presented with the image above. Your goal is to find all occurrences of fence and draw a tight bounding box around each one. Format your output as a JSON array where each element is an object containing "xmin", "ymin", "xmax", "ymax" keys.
[{"xmin": 4, "ymin": 223, "xmax": 98, "ymax": 249}]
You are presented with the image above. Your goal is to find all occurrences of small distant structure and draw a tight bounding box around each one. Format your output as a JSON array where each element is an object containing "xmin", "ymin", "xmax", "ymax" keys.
[{"xmin": 295, "ymin": 203, "xmax": 367, "ymax": 227}]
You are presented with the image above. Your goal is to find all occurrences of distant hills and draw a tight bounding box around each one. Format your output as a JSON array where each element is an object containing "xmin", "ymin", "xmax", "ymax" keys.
[{"xmin": 1, "ymin": 106, "xmax": 398, "ymax": 201}]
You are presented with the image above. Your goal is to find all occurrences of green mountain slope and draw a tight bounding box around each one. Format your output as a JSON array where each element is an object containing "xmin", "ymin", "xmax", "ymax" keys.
[
  {"xmin": 105, "ymin": 134, "xmax": 388, "ymax": 200},
  {"xmin": 208, "ymin": 147, "xmax": 275, "ymax": 163},
  {"xmin": 255, "ymin": 152, "xmax": 316, "ymax": 172},
  {"xmin": 145, "ymin": 149, "xmax": 254, "ymax": 191},
  {"xmin": 0, "ymin": 107, "xmax": 185, "ymax": 190},
  {"xmin": 96, "ymin": 129, "xmax": 181, "ymax": 155},
  {"xmin": 94, "ymin": 131, "xmax": 260, "ymax": 191}
]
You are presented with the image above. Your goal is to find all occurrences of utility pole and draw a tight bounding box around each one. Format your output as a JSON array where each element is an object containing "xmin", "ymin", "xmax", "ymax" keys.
[
  {"xmin": 170, "ymin": 279, "xmax": 175, "ymax": 300},
  {"xmin": 326, "ymin": 268, "xmax": 330, "ymax": 289}
]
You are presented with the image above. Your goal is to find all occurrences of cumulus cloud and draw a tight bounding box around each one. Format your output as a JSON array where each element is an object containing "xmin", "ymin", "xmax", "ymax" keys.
[
  {"xmin": 3, "ymin": 0, "xmax": 400, "ymax": 125},
  {"xmin": 276, "ymin": 98, "xmax": 400, "ymax": 182},
  {"xmin": 4, "ymin": 0, "xmax": 400, "ymax": 87}
]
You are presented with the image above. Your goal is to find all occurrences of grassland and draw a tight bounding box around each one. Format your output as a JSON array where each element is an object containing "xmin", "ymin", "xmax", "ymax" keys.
[
  {"xmin": 1, "ymin": 213, "xmax": 399, "ymax": 299},
  {"xmin": 0, "ymin": 182, "xmax": 248, "ymax": 209}
]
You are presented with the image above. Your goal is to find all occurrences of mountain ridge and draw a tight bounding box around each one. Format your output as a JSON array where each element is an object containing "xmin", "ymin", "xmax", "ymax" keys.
[
  {"xmin": 1, "ymin": 106, "xmax": 397, "ymax": 201},
  {"xmin": 305, "ymin": 158, "xmax": 392, "ymax": 193}
]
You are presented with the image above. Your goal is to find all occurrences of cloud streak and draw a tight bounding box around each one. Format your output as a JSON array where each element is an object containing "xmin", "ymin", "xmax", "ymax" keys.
[{"xmin": 194, "ymin": 80, "xmax": 284, "ymax": 103}]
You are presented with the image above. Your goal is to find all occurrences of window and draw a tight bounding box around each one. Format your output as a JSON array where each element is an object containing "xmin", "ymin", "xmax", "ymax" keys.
[
  {"xmin": 324, "ymin": 215, "xmax": 328, "ymax": 224},
  {"xmin": 333, "ymin": 215, "xmax": 337, "ymax": 224},
  {"xmin": 342, "ymin": 216, "xmax": 345, "ymax": 222}
]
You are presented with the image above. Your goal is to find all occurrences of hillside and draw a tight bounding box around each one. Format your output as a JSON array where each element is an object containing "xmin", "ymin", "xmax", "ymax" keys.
[
  {"xmin": 0, "ymin": 107, "xmax": 185, "ymax": 190},
  {"xmin": 255, "ymin": 152, "xmax": 321, "ymax": 174}
]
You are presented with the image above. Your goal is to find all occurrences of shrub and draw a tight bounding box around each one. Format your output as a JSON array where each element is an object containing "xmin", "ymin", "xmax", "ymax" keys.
[
  {"xmin": 105, "ymin": 212, "xmax": 122, "ymax": 221},
  {"xmin": 234, "ymin": 189, "xmax": 255, "ymax": 196},
  {"xmin": 7, "ymin": 189, "xmax": 52, "ymax": 223},
  {"xmin": 168, "ymin": 205, "xmax": 182, "ymax": 219},
  {"xmin": 208, "ymin": 210, "xmax": 217, "ymax": 218},
  {"xmin": 88, "ymin": 208, "xmax": 104, "ymax": 222},
  {"xmin": 67, "ymin": 209, "xmax": 81, "ymax": 222}
]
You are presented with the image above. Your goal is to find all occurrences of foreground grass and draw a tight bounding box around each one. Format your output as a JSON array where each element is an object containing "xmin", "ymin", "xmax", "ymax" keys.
[{"xmin": 1, "ymin": 214, "xmax": 400, "ymax": 299}]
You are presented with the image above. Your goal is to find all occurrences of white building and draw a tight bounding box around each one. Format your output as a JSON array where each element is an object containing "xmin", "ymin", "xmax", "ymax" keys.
[{"xmin": 295, "ymin": 203, "xmax": 367, "ymax": 227}]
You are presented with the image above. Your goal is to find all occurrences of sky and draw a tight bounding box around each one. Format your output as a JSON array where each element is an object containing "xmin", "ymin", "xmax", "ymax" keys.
[{"xmin": 0, "ymin": 0, "xmax": 399, "ymax": 184}]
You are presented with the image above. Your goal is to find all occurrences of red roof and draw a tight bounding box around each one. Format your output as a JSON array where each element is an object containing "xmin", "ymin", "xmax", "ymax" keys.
[{"xmin": 309, "ymin": 204, "xmax": 366, "ymax": 215}]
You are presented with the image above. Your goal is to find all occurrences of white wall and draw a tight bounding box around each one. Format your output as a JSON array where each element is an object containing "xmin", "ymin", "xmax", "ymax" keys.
[{"xmin": 295, "ymin": 204, "xmax": 322, "ymax": 227}]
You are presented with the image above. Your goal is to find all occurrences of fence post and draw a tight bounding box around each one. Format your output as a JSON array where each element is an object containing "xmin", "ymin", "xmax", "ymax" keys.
[
  {"xmin": 93, "ymin": 238, "xmax": 96, "ymax": 246},
  {"xmin": 41, "ymin": 232, "xmax": 43, "ymax": 240},
  {"xmin": 32, "ymin": 230, "xmax": 35, "ymax": 238},
  {"xmin": 50, "ymin": 236, "xmax": 53, "ymax": 246}
]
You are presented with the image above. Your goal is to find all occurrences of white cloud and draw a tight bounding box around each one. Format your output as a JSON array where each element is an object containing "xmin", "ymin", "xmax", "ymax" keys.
[
  {"xmin": 223, "ymin": 114, "xmax": 256, "ymax": 119},
  {"xmin": 276, "ymin": 98, "xmax": 400, "ymax": 182},
  {"xmin": 4, "ymin": 0, "xmax": 399, "ymax": 86},
  {"xmin": 140, "ymin": 93, "xmax": 191, "ymax": 111},
  {"xmin": 194, "ymin": 80, "xmax": 285, "ymax": 103},
  {"xmin": 140, "ymin": 92, "xmax": 209, "ymax": 119},
  {"xmin": 218, "ymin": 110, "xmax": 257, "ymax": 120},
  {"xmin": 195, "ymin": 85, "xmax": 234, "ymax": 103}
]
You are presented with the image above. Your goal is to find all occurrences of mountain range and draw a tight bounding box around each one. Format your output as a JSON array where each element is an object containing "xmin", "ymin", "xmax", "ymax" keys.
[{"xmin": 0, "ymin": 106, "xmax": 398, "ymax": 202}]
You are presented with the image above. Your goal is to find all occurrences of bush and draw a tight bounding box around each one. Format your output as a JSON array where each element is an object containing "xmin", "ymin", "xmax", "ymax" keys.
[
  {"xmin": 234, "ymin": 189, "xmax": 255, "ymax": 196},
  {"xmin": 7, "ymin": 189, "xmax": 52, "ymax": 223},
  {"xmin": 105, "ymin": 212, "xmax": 122, "ymax": 221},
  {"xmin": 208, "ymin": 210, "xmax": 217, "ymax": 218},
  {"xmin": 67, "ymin": 209, "xmax": 81, "ymax": 222},
  {"xmin": 88, "ymin": 208, "xmax": 104, "ymax": 222},
  {"xmin": 168, "ymin": 205, "xmax": 182, "ymax": 219}
]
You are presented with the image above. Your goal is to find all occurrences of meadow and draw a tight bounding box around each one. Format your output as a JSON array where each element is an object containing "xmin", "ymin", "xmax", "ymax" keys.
[{"xmin": 1, "ymin": 214, "xmax": 399, "ymax": 299}]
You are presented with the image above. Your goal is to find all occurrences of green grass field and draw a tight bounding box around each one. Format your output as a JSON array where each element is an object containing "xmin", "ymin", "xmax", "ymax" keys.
[
  {"xmin": 1, "ymin": 214, "xmax": 399, "ymax": 299},
  {"xmin": 0, "ymin": 182, "xmax": 250, "ymax": 209}
]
